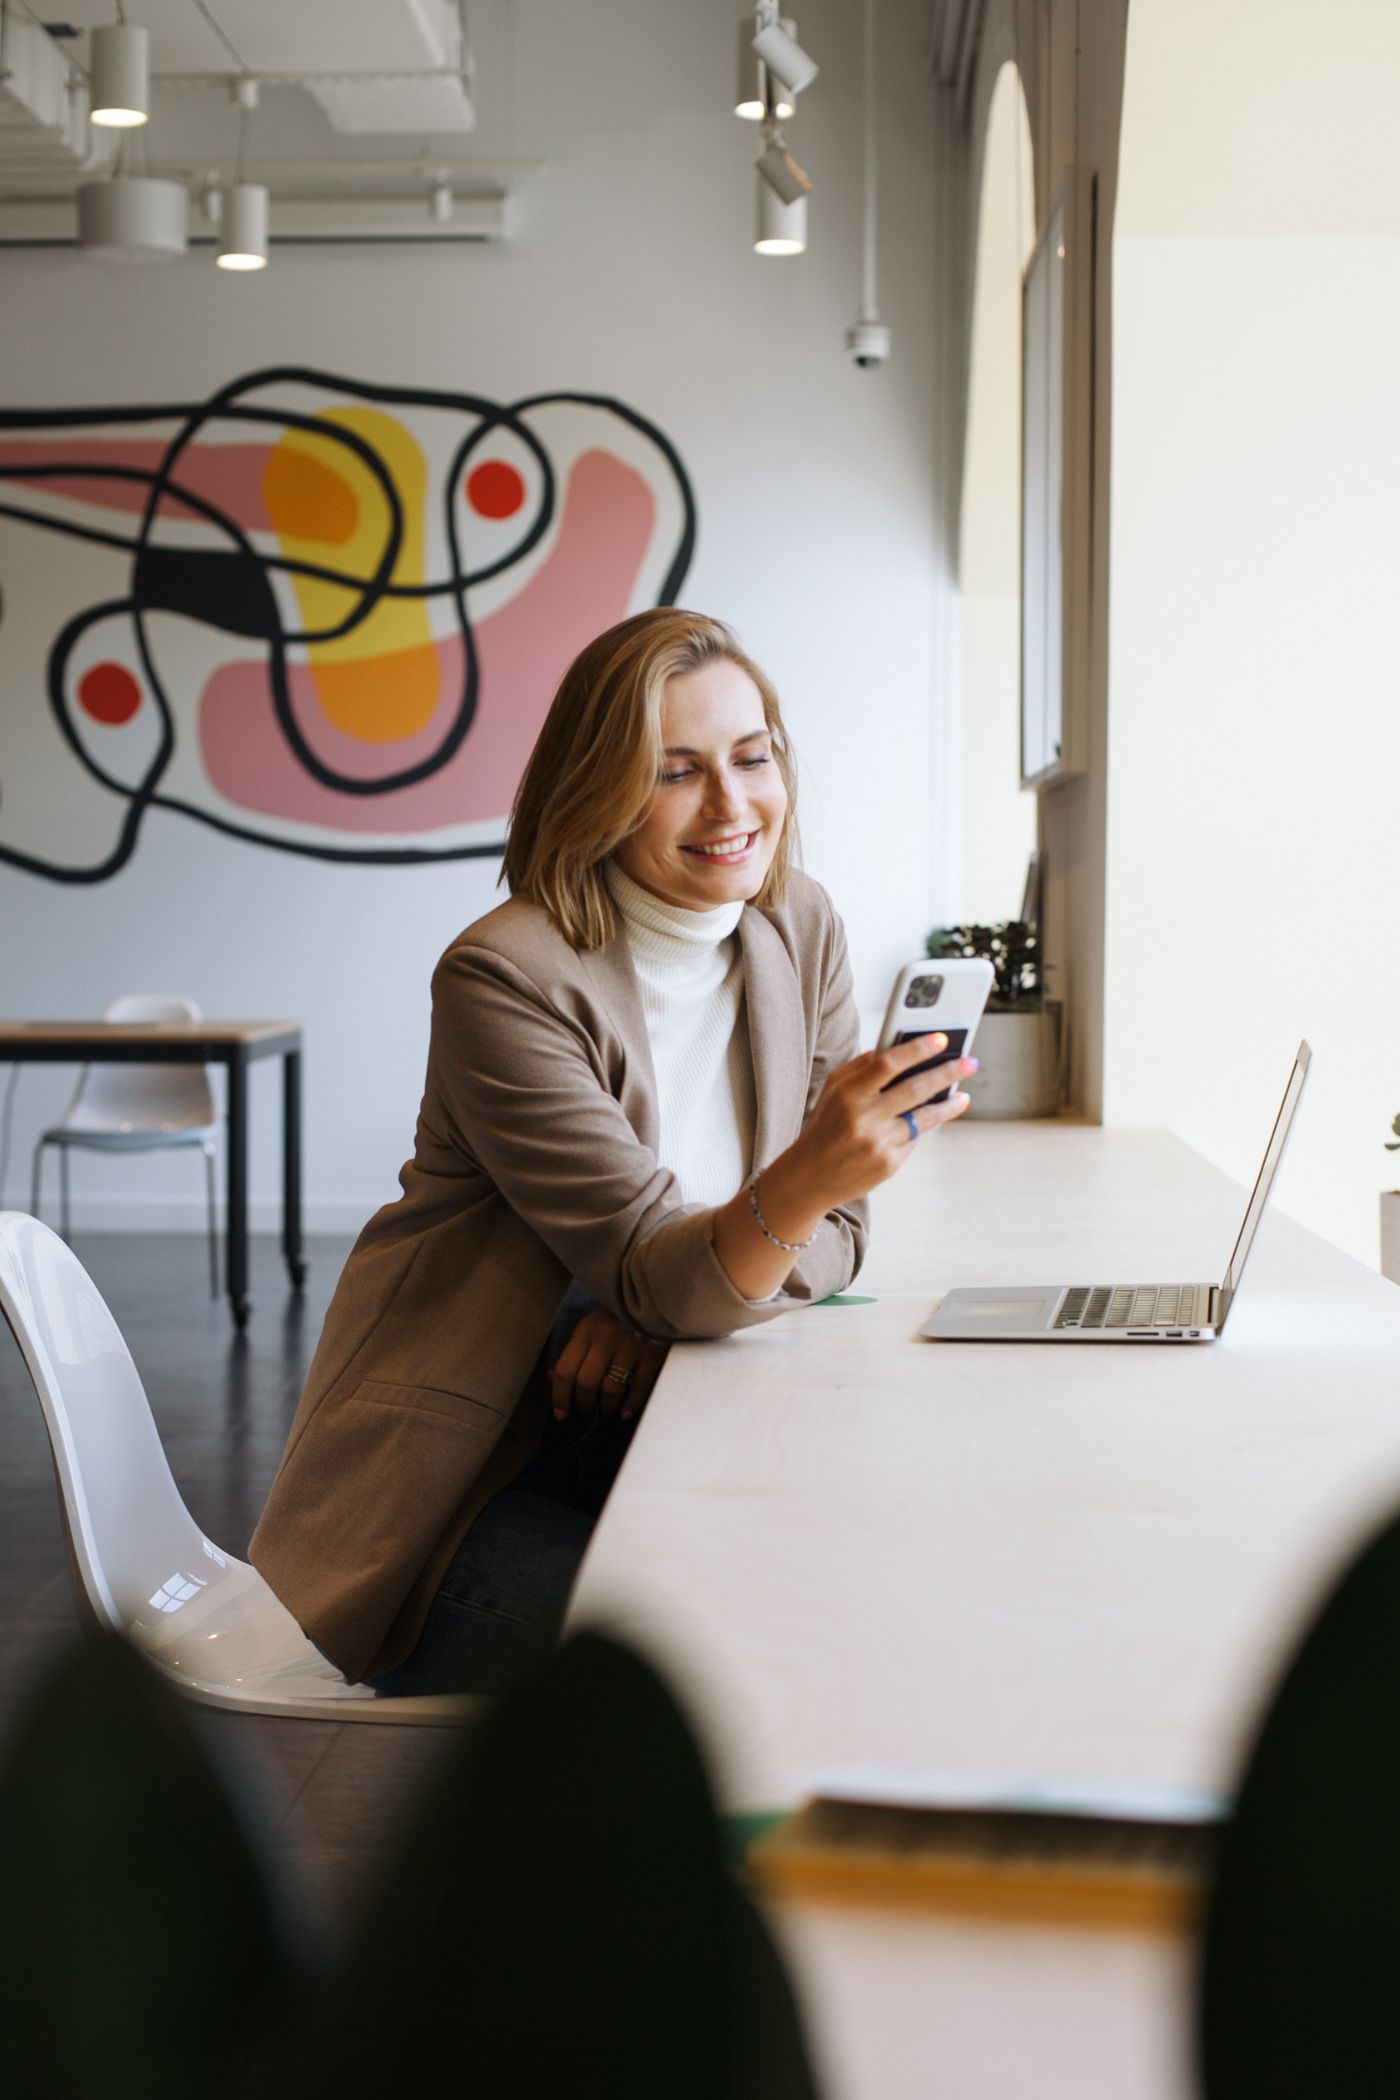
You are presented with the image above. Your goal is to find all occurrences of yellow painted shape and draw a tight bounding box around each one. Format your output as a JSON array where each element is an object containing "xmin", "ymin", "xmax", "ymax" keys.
[
  {"xmin": 262, "ymin": 445, "xmax": 359, "ymax": 544},
  {"xmin": 266, "ymin": 406, "xmax": 440, "ymax": 744}
]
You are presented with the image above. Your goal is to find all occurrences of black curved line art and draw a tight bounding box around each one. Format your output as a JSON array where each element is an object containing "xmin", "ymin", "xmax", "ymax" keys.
[{"xmin": 0, "ymin": 367, "xmax": 698, "ymax": 883}]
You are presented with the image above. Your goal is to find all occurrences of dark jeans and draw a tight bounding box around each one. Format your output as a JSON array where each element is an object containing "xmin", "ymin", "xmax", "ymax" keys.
[{"xmin": 368, "ymin": 1290, "xmax": 636, "ymax": 1698}]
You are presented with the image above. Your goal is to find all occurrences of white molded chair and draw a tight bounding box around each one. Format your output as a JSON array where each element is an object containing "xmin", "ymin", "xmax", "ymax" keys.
[
  {"xmin": 0, "ymin": 1210, "xmax": 471, "ymax": 1724},
  {"xmin": 30, "ymin": 993, "xmax": 220, "ymax": 1296}
]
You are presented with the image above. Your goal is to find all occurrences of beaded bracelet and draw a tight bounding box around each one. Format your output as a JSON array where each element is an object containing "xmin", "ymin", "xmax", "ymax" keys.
[{"xmin": 747, "ymin": 1171, "xmax": 819, "ymax": 1254}]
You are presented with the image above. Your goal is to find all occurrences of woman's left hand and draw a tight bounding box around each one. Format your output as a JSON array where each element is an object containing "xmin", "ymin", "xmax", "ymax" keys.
[{"xmin": 550, "ymin": 1308, "xmax": 669, "ymax": 1423}]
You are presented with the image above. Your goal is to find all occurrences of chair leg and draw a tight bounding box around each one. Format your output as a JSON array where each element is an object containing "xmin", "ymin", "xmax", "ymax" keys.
[
  {"xmin": 59, "ymin": 1147, "xmax": 71, "ymax": 1242},
  {"xmin": 203, "ymin": 1144, "xmax": 219, "ymax": 1299},
  {"xmin": 30, "ymin": 1137, "xmax": 44, "ymax": 1222}
]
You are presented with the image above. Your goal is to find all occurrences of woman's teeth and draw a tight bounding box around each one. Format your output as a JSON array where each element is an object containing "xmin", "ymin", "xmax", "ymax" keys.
[{"xmin": 685, "ymin": 834, "xmax": 752, "ymax": 857}]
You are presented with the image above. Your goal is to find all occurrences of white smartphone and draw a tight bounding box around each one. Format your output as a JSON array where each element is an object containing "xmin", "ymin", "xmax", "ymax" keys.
[{"xmin": 877, "ymin": 957, "xmax": 996, "ymax": 1106}]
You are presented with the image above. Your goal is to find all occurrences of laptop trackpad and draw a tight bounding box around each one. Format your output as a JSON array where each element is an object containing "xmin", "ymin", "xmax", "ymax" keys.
[{"xmin": 921, "ymin": 1286, "xmax": 1063, "ymax": 1339}]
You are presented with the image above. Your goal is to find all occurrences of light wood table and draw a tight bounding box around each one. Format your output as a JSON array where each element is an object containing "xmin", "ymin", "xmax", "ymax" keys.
[
  {"xmin": 569, "ymin": 1121, "xmax": 1400, "ymax": 2099},
  {"xmin": 0, "ymin": 1020, "xmax": 304, "ymax": 1328}
]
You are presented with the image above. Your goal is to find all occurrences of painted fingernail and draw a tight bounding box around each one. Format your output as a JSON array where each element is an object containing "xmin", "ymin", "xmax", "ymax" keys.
[
  {"xmin": 553, "ymin": 1407, "xmax": 567, "ymax": 1420},
  {"xmin": 929, "ymin": 1033, "xmax": 948, "ymax": 1049},
  {"xmin": 964, "ymin": 1057, "xmax": 979, "ymax": 1071}
]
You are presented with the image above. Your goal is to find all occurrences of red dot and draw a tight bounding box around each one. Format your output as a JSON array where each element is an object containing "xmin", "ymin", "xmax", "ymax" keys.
[
  {"xmin": 77, "ymin": 662, "xmax": 142, "ymax": 727},
  {"xmin": 466, "ymin": 460, "xmax": 526, "ymax": 519}
]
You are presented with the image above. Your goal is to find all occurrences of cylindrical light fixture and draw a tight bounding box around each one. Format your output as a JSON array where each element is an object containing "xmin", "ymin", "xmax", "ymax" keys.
[
  {"xmin": 76, "ymin": 176, "xmax": 187, "ymax": 262},
  {"xmin": 754, "ymin": 178, "xmax": 806, "ymax": 255},
  {"xmin": 216, "ymin": 182, "xmax": 269, "ymax": 270},
  {"xmin": 89, "ymin": 23, "xmax": 150, "ymax": 128},
  {"xmin": 751, "ymin": 18, "xmax": 819, "ymax": 97},
  {"xmin": 735, "ymin": 18, "xmax": 795, "ymax": 121},
  {"xmin": 756, "ymin": 136, "xmax": 811, "ymax": 204}
]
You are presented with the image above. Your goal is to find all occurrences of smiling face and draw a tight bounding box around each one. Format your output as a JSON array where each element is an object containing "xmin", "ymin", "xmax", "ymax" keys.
[{"xmin": 612, "ymin": 656, "xmax": 790, "ymax": 911}]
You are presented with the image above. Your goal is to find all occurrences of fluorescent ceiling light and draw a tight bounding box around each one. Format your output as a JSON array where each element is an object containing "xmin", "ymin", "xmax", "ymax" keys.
[{"xmin": 89, "ymin": 23, "xmax": 149, "ymax": 128}]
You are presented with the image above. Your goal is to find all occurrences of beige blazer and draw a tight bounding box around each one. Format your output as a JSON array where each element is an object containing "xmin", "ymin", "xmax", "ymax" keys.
[{"xmin": 250, "ymin": 870, "xmax": 868, "ymax": 1681}]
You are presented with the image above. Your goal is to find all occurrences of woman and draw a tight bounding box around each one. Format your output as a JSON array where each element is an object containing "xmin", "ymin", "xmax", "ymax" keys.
[{"xmin": 250, "ymin": 610, "xmax": 974, "ymax": 1693}]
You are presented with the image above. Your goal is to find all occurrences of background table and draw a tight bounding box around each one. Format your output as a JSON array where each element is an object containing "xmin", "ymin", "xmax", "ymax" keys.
[
  {"xmin": 0, "ymin": 1020, "xmax": 304, "ymax": 1328},
  {"xmin": 569, "ymin": 1121, "xmax": 1400, "ymax": 2098}
]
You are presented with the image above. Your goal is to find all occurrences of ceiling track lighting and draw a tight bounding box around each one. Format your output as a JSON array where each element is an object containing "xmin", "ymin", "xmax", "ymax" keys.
[
  {"xmin": 741, "ymin": 9, "xmax": 814, "ymax": 258},
  {"xmin": 735, "ymin": 16, "xmax": 794, "ymax": 122},
  {"xmin": 750, "ymin": 12, "xmax": 819, "ymax": 99},
  {"xmin": 754, "ymin": 178, "xmax": 805, "ymax": 256},
  {"xmin": 90, "ymin": 20, "xmax": 150, "ymax": 128}
]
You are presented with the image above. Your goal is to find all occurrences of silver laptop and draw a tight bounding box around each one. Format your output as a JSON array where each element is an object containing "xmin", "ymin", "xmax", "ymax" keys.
[{"xmin": 921, "ymin": 1042, "xmax": 1311, "ymax": 1343}]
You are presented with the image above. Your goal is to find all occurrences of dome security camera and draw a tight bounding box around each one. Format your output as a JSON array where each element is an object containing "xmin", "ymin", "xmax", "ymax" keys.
[{"xmin": 845, "ymin": 319, "xmax": 891, "ymax": 369}]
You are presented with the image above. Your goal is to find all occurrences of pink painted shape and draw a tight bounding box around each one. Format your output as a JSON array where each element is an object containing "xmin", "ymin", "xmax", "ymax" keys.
[
  {"xmin": 0, "ymin": 438, "xmax": 275, "ymax": 530},
  {"xmin": 196, "ymin": 449, "xmax": 656, "ymax": 834}
]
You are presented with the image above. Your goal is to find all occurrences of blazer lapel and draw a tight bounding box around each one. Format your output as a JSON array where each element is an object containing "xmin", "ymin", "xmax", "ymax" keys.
[
  {"xmin": 738, "ymin": 908, "xmax": 809, "ymax": 1167},
  {"xmin": 582, "ymin": 921, "xmax": 662, "ymax": 1154}
]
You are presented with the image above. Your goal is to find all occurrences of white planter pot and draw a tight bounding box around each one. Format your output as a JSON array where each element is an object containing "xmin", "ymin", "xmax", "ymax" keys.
[
  {"xmin": 969, "ymin": 1003, "xmax": 1062, "ymax": 1120},
  {"xmin": 1381, "ymin": 1191, "xmax": 1400, "ymax": 1285}
]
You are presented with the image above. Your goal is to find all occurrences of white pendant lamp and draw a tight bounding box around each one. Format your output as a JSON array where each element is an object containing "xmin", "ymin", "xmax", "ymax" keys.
[
  {"xmin": 216, "ymin": 182, "xmax": 269, "ymax": 270},
  {"xmin": 754, "ymin": 178, "xmax": 806, "ymax": 256},
  {"xmin": 735, "ymin": 17, "xmax": 795, "ymax": 121},
  {"xmin": 76, "ymin": 176, "xmax": 187, "ymax": 262},
  {"xmin": 89, "ymin": 23, "xmax": 150, "ymax": 128}
]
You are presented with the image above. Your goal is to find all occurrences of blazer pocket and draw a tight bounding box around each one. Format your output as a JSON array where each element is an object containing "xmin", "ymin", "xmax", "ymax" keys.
[{"xmin": 351, "ymin": 1377, "xmax": 500, "ymax": 1432}]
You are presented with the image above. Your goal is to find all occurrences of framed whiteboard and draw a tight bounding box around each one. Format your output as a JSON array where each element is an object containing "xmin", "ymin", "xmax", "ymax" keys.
[{"xmin": 1020, "ymin": 166, "xmax": 1096, "ymax": 788}]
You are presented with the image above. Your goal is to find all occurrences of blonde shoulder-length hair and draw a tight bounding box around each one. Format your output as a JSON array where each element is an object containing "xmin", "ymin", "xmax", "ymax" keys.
[{"xmin": 502, "ymin": 608, "xmax": 799, "ymax": 950}]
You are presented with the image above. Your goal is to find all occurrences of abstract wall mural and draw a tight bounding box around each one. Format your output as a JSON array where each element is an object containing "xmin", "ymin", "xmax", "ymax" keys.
[{"xmin": 0, "ymin": 366, "xmax": 696, "ymax": 881}]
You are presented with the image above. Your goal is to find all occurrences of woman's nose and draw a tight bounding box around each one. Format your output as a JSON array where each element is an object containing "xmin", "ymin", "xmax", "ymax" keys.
[{"xmin": 703, "ymin": 768, "xmax": 745, "ymax": 819}]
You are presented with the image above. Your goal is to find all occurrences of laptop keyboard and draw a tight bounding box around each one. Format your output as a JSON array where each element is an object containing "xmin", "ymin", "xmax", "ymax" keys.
[{"xmin": 1056, "ymin": 1285, "xmax": 1202, "ymax": 1332}]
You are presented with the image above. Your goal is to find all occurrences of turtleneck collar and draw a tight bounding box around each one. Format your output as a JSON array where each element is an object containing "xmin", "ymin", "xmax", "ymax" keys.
[{"xmin": 605, "ymin": 859, "xmax": 745, "ymax": 952}]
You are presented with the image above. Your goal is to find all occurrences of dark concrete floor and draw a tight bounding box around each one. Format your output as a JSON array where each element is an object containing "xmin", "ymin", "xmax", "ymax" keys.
[{"xmin": 0, "ymin": 1231, "xmax": 458, "ymax": 1941}]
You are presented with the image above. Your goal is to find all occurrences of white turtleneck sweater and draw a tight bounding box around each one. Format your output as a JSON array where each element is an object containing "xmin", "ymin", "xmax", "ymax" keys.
[{"xmin": 605, "ymin": 861, "xmax": 757, "ymax": 1209}]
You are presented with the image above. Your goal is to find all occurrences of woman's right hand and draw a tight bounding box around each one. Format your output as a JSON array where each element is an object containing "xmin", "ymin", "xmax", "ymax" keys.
[
  {"xmin": 710, "ymin": 1033, "xmax": 975, "ymax": 1303},
  {"xmin": 785, "ymin": 1032, "xmax": 975, "ymax": 1211}
]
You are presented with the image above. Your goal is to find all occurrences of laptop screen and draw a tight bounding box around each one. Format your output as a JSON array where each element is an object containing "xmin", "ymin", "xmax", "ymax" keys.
[{"xmin": 1220, "ymin": 1042, "xmax": 1311, "ymax": 1303}]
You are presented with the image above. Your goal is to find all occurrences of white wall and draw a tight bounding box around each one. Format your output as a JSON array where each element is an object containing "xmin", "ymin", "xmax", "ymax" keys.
[
  {"xmin": 0, "ymin": 0, "xmax": 951, "ymax": 1230},
  {"xmin": 1106, "ymin": 0, "xmax": 1400, "ymax": 1262}
]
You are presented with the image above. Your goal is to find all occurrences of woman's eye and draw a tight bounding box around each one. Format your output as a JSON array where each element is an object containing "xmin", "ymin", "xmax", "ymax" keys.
[
  {"xmin": 738, "ymin": 755, "xmax": 771, "ymax": 770},
  {"xmin": 660, "ymin": 767, "xmax": 696, "ymax": 784}
]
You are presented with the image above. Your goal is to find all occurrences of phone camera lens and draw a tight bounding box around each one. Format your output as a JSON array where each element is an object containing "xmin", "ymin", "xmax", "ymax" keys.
[{"xmin": 906, "ymin": 975, "xmax": 943, "ymax": 1008}]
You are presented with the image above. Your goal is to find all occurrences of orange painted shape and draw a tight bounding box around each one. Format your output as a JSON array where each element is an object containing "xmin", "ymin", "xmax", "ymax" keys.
[
  {"xmin": 262, "ymin": 445, "xmax": 360, "ymax": 546},
  {"xmin": 310, "ymin": 643, "xmax": 440, "ymax": 744}
]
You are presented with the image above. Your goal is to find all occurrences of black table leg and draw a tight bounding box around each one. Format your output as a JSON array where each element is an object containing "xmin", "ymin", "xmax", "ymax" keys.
[
  {"xmin": 226, "ymin": 1048, "xmax": 250, "ymax": 1327},
  {"xmin": 282, "ymin": 1047, "xmax": 306, "ymax": 1290}
]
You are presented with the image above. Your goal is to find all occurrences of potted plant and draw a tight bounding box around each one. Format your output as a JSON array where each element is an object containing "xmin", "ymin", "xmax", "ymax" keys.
[
  {"xmin": 924, "ymin": 920, "xmax": 1062, "ymax": 1119},
  {"xmin": 1382, "ymin": 1116, "xmax": 1400, "ymax": 1284}
]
